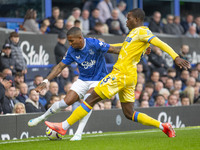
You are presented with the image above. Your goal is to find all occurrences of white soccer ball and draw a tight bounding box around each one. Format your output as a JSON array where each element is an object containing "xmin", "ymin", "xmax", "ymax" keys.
[{"xmin": 46, "ymin": 127, "xmax": 63, "ymax": 140}]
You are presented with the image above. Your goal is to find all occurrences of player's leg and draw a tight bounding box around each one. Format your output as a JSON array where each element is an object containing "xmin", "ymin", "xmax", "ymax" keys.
[
  {"xmin": 28, "ymin": 90, "xmax": 79, "ymax": 126},
  {"xmin": 28, "ymin": 79, "xmax": 86, "ymax": 127},
  {"xmin": 45, "ymin": 90, "xmax": 102, "ymax": 135},
  {"xmin": 45, "ymin": 70, "xmax": 120, "ymax": 135},
  {"xmin": 120, "ymin": 87, "xmax": 175, "ymax": 137},
  {"xmin": 70, "ymin": 90, "xmax": 93, "ymax": 141}
]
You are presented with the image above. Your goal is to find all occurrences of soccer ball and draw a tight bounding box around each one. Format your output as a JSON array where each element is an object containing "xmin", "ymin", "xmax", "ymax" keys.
[{"xmin": 46, "ymin": 127, "xmax": 63, "ymax": 140}]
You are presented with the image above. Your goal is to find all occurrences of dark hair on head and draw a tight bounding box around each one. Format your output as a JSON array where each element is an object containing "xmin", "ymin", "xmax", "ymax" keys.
[
  {"xmin": 15, "ymin": 72, "xmax": 24, "ymax": 77},
  {"xmin": 129, "ymin": 8, "xmax": 145, "ymax": 22},
  {"xmin": 24, "ymin": 9, "xmax": 36, "ymax": 21},
  {"xmin": 52, "ymin": 6, "xmax": 60, "ymax": 11},
  {"xmin": 155, "ymin": 94, "xmax": 165, "ymax": 100},
  {"xmin": 67, "ymin": 27, "xmax": 82, "ymax": 36}
]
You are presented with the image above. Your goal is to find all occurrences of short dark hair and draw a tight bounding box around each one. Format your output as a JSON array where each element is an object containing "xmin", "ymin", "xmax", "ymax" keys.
[
  {"xmin": 67, "ymin": 27, "xmax": 82, "ymax": 37},
  {"xmin": 129, "ymin": 8, "xmax": 145, "ymax": 22}
]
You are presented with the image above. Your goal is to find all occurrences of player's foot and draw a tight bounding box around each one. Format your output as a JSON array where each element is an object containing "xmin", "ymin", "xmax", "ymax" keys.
[
  {"xmin": 162, "ymin": 123, "xmax": 176, "ymax": 138},
  {"xmin": 28, "ymin": 117, "xmax": 45, "ymax": 127},
  {"xmin": 45, "ymin": 121, "xmax": 67, "ymax": 135},
  {"xmin": 70, "ymin": 134, "xmax": 82, "ymax": 141}
]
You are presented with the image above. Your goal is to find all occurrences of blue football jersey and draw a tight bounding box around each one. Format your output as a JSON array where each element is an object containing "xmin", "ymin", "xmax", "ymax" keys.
[{"xmin": 61, "ymin": 38, "xmax": 110, "ymax": 81}]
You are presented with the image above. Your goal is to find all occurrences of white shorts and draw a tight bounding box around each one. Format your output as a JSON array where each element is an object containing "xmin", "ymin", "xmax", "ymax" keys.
[{"xmin": 70, "ymin": 79, "xmax": 99, "ymax": 99}]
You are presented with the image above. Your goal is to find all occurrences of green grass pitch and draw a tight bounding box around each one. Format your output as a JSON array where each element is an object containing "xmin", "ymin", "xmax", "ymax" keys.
[{"xmin": 1, "ymin": 127, "xmax": 200, "ymax": 150}]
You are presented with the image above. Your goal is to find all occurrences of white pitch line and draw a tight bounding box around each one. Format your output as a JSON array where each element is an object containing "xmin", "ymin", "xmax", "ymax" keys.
[{"xmin": 0, "ymin": 126, "xmax": 199, "ymax": 145}]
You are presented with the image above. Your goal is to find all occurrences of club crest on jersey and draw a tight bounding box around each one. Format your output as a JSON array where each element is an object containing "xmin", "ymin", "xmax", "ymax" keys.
[
  {"xmin": 99, "ymin": 41, "xmax": 104, "ymax": 46},
  {"xmin": 125, "ymin": 37, "xmax": 132, "ymax": 42},
  {"xmin": 89, "ymin": 49, "xmax": 94, "ymax": 55},
  {"xmin": 76, "ymin": 55, "xmax": 80, "ymax": 59},
  {"xmin": 81, "ymin": 60, "xmax": 96, "ymax": 69}
]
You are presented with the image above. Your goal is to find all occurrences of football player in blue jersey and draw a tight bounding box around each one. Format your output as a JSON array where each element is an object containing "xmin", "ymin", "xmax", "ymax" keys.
[{"xmin": 28, "ymin": 27, "xmax": 122, "ymax": 141}]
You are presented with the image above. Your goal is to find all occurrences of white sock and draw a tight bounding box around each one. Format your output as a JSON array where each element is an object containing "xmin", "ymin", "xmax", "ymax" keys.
[
  {"xmin": 159, "ymin": 123, "xmax": 164, "ymax": 130},
  {"xmin": 62, "ymin": 120, "xmax": 70, "ymax": 130},
  {"xmin": 40, "ymin": 99, "xmax": 68, "ymax": 120},
  {"xmin": 74, "ymin": 93, "xmax": 92, "ymax": 136},
  {"xmin": 74, "ymin": 110, "xmax": 92, "ymax": 135}
]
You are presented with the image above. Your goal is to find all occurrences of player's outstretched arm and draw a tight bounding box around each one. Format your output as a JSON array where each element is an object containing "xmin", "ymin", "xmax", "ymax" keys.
[
  {"xmin": 150, "ymin": 37, "xmax": 190, "ymax": 70},
  {"xmin": 108, "ymin": 43, "xmax": 123, "ymax": 54},
  {"xmin": 35, "ymin": 62, "xmax": 67, "ymax": 93}
]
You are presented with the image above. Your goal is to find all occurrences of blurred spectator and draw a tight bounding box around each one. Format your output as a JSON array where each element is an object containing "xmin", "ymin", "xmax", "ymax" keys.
[
  {"xmin": 167, "ymin": 68, "xmax": 176, "ymax": 79},
  {"xmin": 165, "ymin": 77, "xmax": 174, "ymax": 91},
  {"xmin": 49, "ymin": 18, "xmax": 64, "ymax": 34},
  {"xmin": 137, "ymin": 72, "xmax": 145, "ymax": 85},
  {"xmin": 40, "ymin": 18, "xmax": 50, "ymax": 34},
  {"xmin": 148, "ymin": 11, "xmax": 163, "ymax": 33},
  {"xmin": 54, "ymin": 32, "xmax": 68, "ymax": 64},
  {"xmin": 158, "ymin": 88, "xmax": 170, "ymax": 102},
  {"xmin": 23, "ymin": 9, "xmax": 41, "ymax": 34},
  {"xmin": 14, "ymin": 72, "xmax": 24, "ymax": 88},
  {"xmin": 54, "ymin": 67, "xmax": 72, "ymax": 94},
  {"xmin": 80, "ymin": 9, "xmax": 90, "ymax": 33},
  {"xmin": 144, "ymin": 83, "xmax": 155, "ymax": 106},
  {"xmin": 148, "ymin": 46, "xmax": 168, "ymax": 75},
  {"xmin": 2, "ymin": 86, "xmax": 17, "ymax": 114},
  {"xmin": 175, "ymin": 44, "xmax": 191, "ymax": 77},
  {"xmin": 196, "ymin": 63, "xmax": 200, "ymax": 81},
  {"xmin": 64, "ymin": 20, "xmax": 74, "ymax": 34},
  {"xmin": 172, "ymin": 16, "xmax": 184, "ymax": 35},
  {"xmin": 7, "ymin": 32, "xmax": 27, "ymax": 74},
  {"xmin": 28, "ymin": 75, "xmax": 43, "ymax": 91},
  {"xmin": 195, "ymin": 16, "xmax": 200, "ymax": 34},
  {"xmin": 103, "ymin": 99, "xmax": 112, "ymax": 109},
  {"xmin": 154, "ymin": 94, "xmax": 167, "ymax": 107},
  {"xmin": 137, "ymin": 91, "xmax": 151, "ymax": 108},
  {"xmin": 181, "ymin": 14, "xmax": 195, "ymax": 33},
  {"xmin": 46, "ymin": 95, "xmax": 60, "ymax": 109},
  {"xmin": 48, "ymin": 6, "xmax": 60, "ymax": 28},
  {"xmin": 190, "ymin": 68, "xmax": 199, "ymax": 82},
  {"xmin": 154, "ymin": 81, "xmax": 164, "ymax": 96},
  {"xmin": 106, "ymin": 9, "xmax": 126, "ymax": 35},
  {"xmin": 0, "ymin": 43, "xmax": 17, "ymax": 75},
  {"xmin": 0, "ymin": 73, "xmax": 4, "ymax": 82},
  {"xmin": 168, "ymin": 94, "xmax": 179, "ymax": 106},
  {"xmin": 135, "ymin": 83, "xmax": 143, "ymax": 100},
  {"xmin": 25, "ymin": 89, "xmax": 45, "ymax": 113},
  {"xmin": 140, "ymin": 100, "xmax": 149, "ymax": 108},
  {"xmin": 89, "ymin": 8, "xmax": 101, "ymax": 30},
  {"xmin": 0, "ymin": 75, "xmax": 14, "ymax": 114},
  {"xmin": 183, "ymin": 86, "xmax": 195, "ymax": 104},
  {"xmin": 149, "ymin": 71, "xmax": 160, "ymax": 85},
  {"xmin": 64, "ymin": 81, "xmax": 73, "ymax": 94},
  {"xmin": 2, "ymin": 68, "xmax": 12, "ymax": 77},
  {"xmin": 74, "ymin": 20, "xmax": 81, "ymax": 29},
  {"xmin": 170, "ymin": 89, "xmax": 181, "ymax": 104},
  {"xmin": 181, "ymin": 95, "xmax": 190, "ymax": 106},
  {"xmin": 174, "ymin": 79, "xmax": 183, "ymax": 92},
  {"xmin": 39, "ymin": 88, "xmax": 48, "ymax": 107},
  {"xmin": 180, "ymin": 70, "xmax": 190, "ymax": 90},
  {"xmin": 44, "ymin": 81, "xmax": 59, "ymax": 102},
  {"xmin": 115, "ymin": 1, "xmax": 128, "ymax": 34},
  {"xmin": 194, "ymin": 85, "xmax": 200, "ymax": 104},
  {"xmin": 97, "ymin": 0, "xmax": 113, "ymax": 23},
  {"xmin": 163, "ymin": 14, "xmax": 175, "ymax": 35},
  {"xmin": 16, "ymin": 82, "xmax": 28, "ymax": 104},
  {"xmin": 67, "ymin": 7, "xmax": 81, "ymax": 24},
  {"xmin": 88, "ymin": 22, "xmax": 104, "ymax": 35},
  {"xmin": 185, "ymin": 25, "xmax": 199, "ymax": 38},
  {"xmin": 13, "ymin": 102, "xmax": 26, "ymax": 114}
]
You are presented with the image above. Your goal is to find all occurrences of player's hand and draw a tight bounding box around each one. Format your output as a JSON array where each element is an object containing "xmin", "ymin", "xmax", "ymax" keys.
[
  {"xmin": 175, "ymin": 56, "xmax": 191, "ymax": 70},
  {"xmin": 145, "ymin": 47, "xmax": 151, "ymax": 55},
  {"xmin": 34, "ymin": 82, "xmax": 47, "ymax": 93}
]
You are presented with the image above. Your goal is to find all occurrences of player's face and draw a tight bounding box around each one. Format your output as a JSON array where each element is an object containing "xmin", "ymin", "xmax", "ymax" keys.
[
  {"xmin": 67, "ymin": 35, "xmax": 84, "ymax": 49},
  {"xmin": 126, "ymin": 12, "xmax": 137, "ymax": 30}
]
